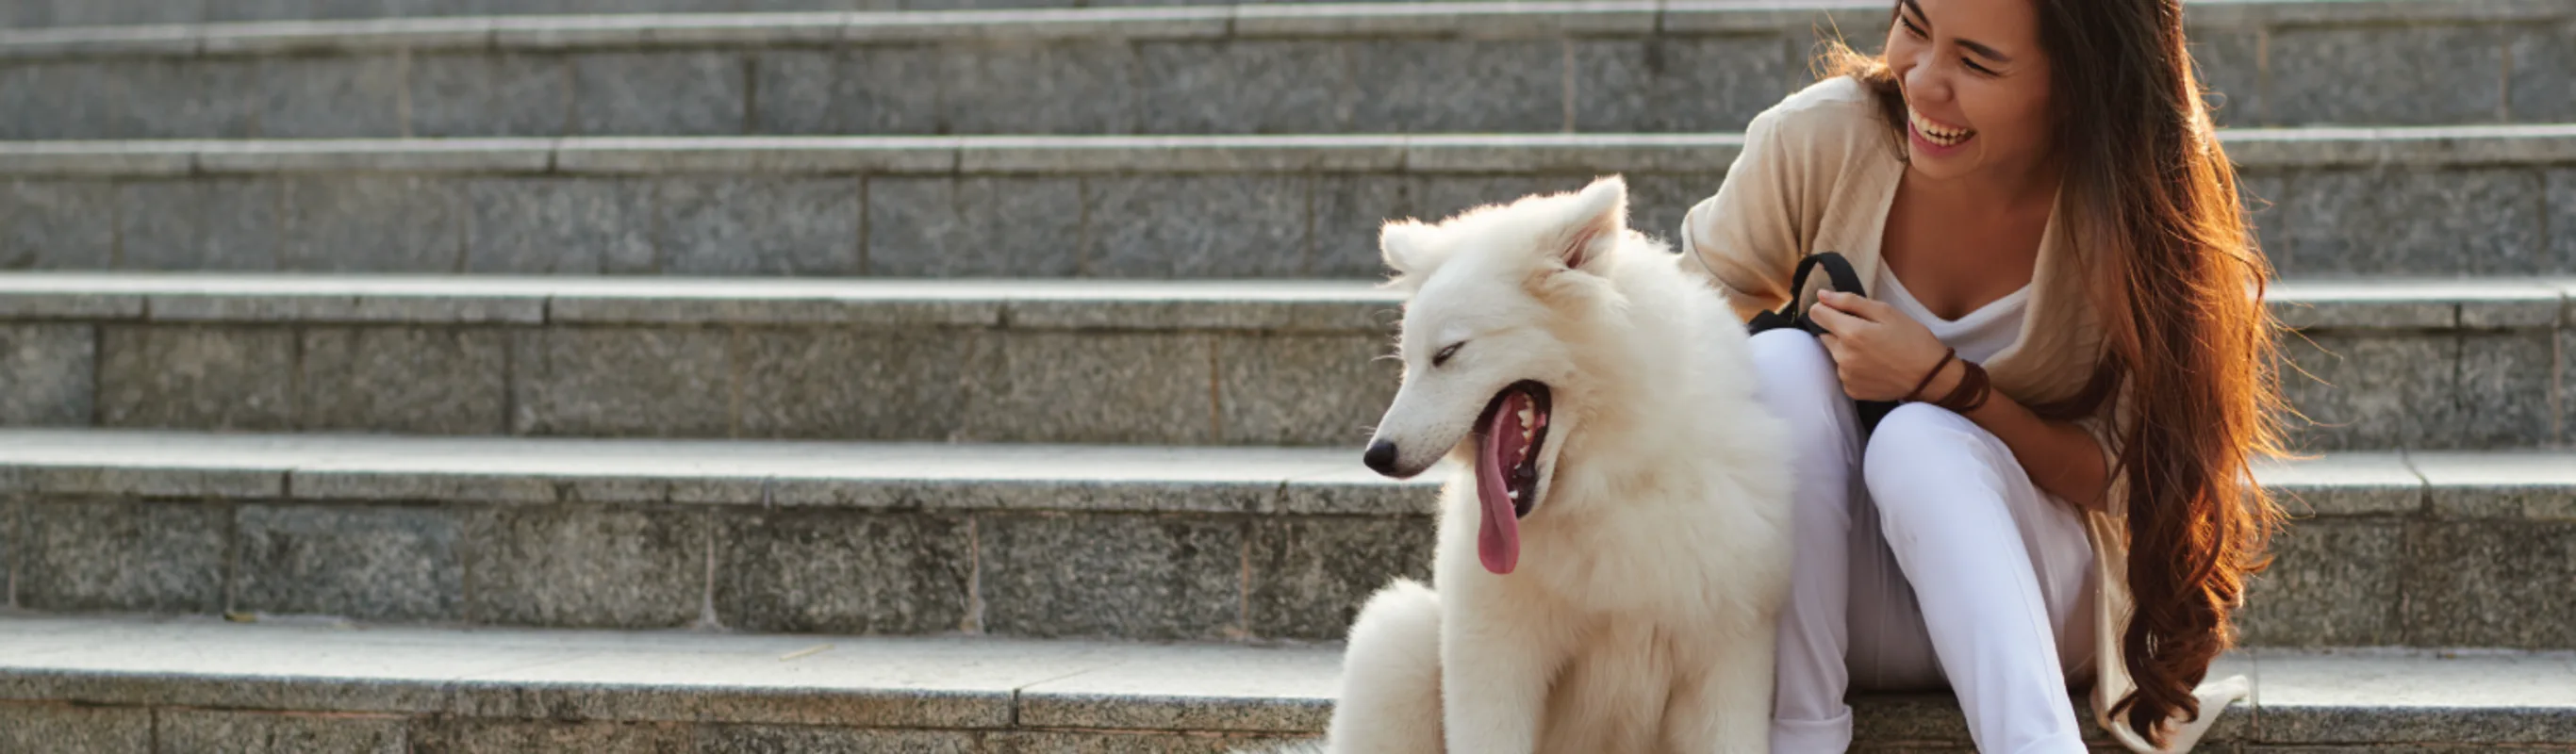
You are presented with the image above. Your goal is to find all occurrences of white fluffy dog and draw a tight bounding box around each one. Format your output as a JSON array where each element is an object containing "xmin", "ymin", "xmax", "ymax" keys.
[{"xmin": 1321, "ymin": 176, "xmax": 1794, "ymax": 753}]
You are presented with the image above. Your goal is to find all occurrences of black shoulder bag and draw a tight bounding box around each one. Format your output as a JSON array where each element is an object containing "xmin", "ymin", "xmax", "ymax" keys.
[{"xmin": 1742, "ymin": 252, "xmax": 1900, "ymax": 435}]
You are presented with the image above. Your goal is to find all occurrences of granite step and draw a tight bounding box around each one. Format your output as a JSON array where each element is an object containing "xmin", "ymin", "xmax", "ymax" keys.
[
  {"xmin": 0, "ymin": 429, "xmax": 2568, "ymax": 647},
  {"xmin": 2, "ymin": 130, "xmax": 2572, "ymax": 278},
  {"xmin": 1, "ymin": 615, "xmax": 2572, "ymax": 752},
  {"xmin": 0, "ymin": 273, "xmax": 2565, "ymax": 451},
  {"xmin": 1, "ymin": 1, "xmax": 2570, "ymax": 137}
]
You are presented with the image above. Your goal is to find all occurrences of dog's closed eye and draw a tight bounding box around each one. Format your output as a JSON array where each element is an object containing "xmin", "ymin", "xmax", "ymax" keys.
[{"xmin": 1432, "ymin": 342, "xmax": 1465, "ymax": 367}]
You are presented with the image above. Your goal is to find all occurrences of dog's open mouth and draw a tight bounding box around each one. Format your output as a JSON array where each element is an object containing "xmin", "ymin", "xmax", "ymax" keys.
[{"xmin": 1472, "ymin": 380, "xmax": 1552, "ymax": 575}]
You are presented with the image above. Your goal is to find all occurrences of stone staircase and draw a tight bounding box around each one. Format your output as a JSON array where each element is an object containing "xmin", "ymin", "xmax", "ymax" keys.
[{"xmin": 1, "ymin": 1, "xmax": 2571, "ymax": 752}]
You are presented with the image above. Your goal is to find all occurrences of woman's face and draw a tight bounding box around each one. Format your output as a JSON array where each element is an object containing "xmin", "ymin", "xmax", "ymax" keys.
[{"xmin": 1882, "ymin": 0, "xmax": 2054, "ymax": 182}]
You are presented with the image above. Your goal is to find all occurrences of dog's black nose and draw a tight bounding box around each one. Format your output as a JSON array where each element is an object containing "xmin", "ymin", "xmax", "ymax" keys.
[{"xmin": 1362, "ymin": 440, "xmax": 1400, "ymax": 476}]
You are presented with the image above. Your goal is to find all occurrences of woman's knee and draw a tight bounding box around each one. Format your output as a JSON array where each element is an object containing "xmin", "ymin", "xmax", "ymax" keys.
[
  {"xmin": 1749, "ymin": 330, "xmax": 1847, "ymax": 430},
  {"xmin": 1860, "ymin": 403, "xmax": 2003, "ymax": 519},
  {"xmin": 1749, "ymin": 329, "xmax": 1838, "ymax": 398},
  {"xmin": 1749, "ymin": 329, "xmax": 1859, "ymax": 472}
]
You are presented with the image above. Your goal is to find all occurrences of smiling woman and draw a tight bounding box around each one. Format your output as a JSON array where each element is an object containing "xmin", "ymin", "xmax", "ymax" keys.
[{"xmin": 1680, "ymin": 0, "xmax": 2288, "ymax": 751}]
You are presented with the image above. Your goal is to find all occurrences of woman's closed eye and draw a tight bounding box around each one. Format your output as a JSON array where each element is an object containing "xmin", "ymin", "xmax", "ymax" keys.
[{"xmin": 1898, "ymin": 14, "xmax": 1926, "ymax": 38}]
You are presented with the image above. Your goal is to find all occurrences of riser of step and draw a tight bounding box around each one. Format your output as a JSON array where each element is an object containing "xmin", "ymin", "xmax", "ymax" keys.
[
  {"xmin": 3, "ymin": 132, "xmax": 2572, "ymax": 279},
  {"xmin": 2, "ymin": 2, "xmax": 2572, "ymax": 137},
  {"xmin": 8, "ymin": 617, "xmax": 2575, "ymax": 751},
  {"xmin": 0, "ymin": 275, "xmax": 2567, "ymax": 451},
  {"xmin": 0, "ymin": 432, "xmax": 2568, "ymax": 648}
]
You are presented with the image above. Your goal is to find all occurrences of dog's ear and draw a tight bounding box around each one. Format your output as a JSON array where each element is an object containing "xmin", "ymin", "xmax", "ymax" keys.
[
  {"xmin": 1552, "ymin": 175, "xmax": 1627, "ymax": 273},
  {"xmin": 1379, "ymin": 219, "xmax": 1441, "ymax": 288}
]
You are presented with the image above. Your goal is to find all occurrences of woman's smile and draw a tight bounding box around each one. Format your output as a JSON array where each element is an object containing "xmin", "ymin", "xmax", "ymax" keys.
[{"xmin": 1907, "ymin": 106, "xmax": 1975, "ymax": 155}]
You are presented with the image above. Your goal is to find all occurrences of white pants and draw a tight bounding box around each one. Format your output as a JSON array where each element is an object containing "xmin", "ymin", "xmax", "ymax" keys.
[{"xmin": 1750, "ymin": 329, "xmax": 2099, "ymax": 754}]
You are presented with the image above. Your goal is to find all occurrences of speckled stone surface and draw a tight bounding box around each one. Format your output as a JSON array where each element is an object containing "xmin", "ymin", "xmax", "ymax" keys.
[
  {"xmin": 654, "ymin": 177, "xmax": 864, "ymax": 276},
  {"xmin": 1245, "ymin": 516, "xmax": 1435, "ymax": 641},
  {"xmin": 961, "ymin": 332, "xmax": 1218, "ymax": 445},
  {"xmin": 2267, "ymin": 25, "xmax": 2508, "ymax": 126},
  {"xmin": 1214, "ymin": 333, "xmax": 1396, "ymax": 447},
  {"xmin": 17, "ymin": 498, "xmax": 228, "ymax": 614},
  {"xmin": 695, "ymin": 724, "xmax": 982, "ymax": 753},
  {"xmin": 279, "ymin": 176, "xmax": 466, "ymax": 274},
  {"xmin": 712, "ymin": 509, "xmax": 972, "ymax": 634},
  {"xmin": 1350, "ymin": 39, "xmax": 1570, "ymax": 133},
  {"xmin": 2254, "ymin": 648, "xmax": 2576, "ymax": 745},
  {"xmin": 2552, "ymin": 172, "xmax": 2576, "ymax": 276},
  {"xmin": 944, "ymin": 41, "xmax": 1143, "ymax": 136},
  {"xmin": 463, "ymin": 178, "xmax": 655, "ymax": 275},
  {"xmin": 2410, "ymin": 451, "xmax": 2576, "ymax": 519},
  {"xmin": 1583, "ymin": 35, "xmax": 1796, "ymax": 133},
  {"xmin": 299, "ymin": 327, "xmax": 508, "ymax": 435},
  {"xmin": 2239, "ymin": 520, "xmax": 2405, "ymax": 647},
  {"xmin": 0, "ymin": 701, "xmax": 152, "ymax": 754},
  {"xmin": 2276, "ymin": 332, "xmax": 2458, "ymax": 451},
  {"xmin": 2279, "ymin": 167, "xmax": 2546, "ymax": 277},
  {"xmin": 866, "ymin": 177, "xmax": 1085, "ymax": 278},
  {"xmin": 115, "ymin": 178, "xmax": 281, "ymax": 272},
  {"xmin": 2254, "ymin": 451, "xmax": 2422, "ymax": 516},
  {"xmin": 2403, "ymin": 520, "xmax": 2576, "ymax": 648},
  {"xmin": 507, "ymin": 327, "xmax": 732, "ymax": 438},
  {"xmin": 462, "ymin": 504, "xmax": 707, "ymax": 629},
  {"xmin": 406, "ymin": 718, "xmax": 690, "ymax": 754},
  {"xmin": 752, "ymin": 47, "xmax": 942, "ymax": 137},
  {"xmin": 1, "ymin": 617, "xmax": 2570, "ymax": 746},
  {"xmin": 2453, "ymin": 331, "xmax": 2561, "ymax": 448},
  {"xmin": 1082, "ymin": 174, "xmax": 1309, "ymax": 278},
  {"xmin": 256, "ymin": 55, "xmax": 405, "ymax": 139},
  {"xmin": 569, "ymin": 51, "xmax": 744, "ymax": 136},
  {"xmin": 731, "ymin": 328, "xmax": 1002, "ymax": 442},
  {"xmin": 95, "ymin": 325, "xmax": 299, "ymax": 432},
  {"xmin": 0, "ymin": 134, "xmax": 2569, "ymax": 276},
  {"xmin": 235, "ymin": 503, "xmax": 465, "ymax": 623},
  {"xmin": 1308, "ymin": 175, "xmax": 1410, "ymax": 279},
  {"xmin": 974, "ymin": 513, "xmax": 1245, "ymax": 640},
  {"xmin": 156, "ymin": 708, "xmax": 409, "ymax": 754},
  {"xmin": 1134, "ymin": 41, "xmax": 1360, "ymax": 136},
  {"xmin": 987, "ymin": 730, "xmax": 1316, "ymax": 754},
  {"xmin": 0, "ymin": 178, "xmax": 115, "ymax": 270},
  {"xmin": 0, "ymin": 323, "xmax": 91, "ymax": 426},
  {"xmin": 408, "ymin": 51, "xmax": 569, "ymax": 139},
  {"xmin": 0, "ymin": 432, "xmax": 2564, "ymax": 645}
]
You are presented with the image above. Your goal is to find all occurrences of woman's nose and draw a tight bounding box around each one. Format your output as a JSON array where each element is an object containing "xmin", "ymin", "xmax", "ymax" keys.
[{"xmin": 1902, "ymin": 62, "xmax": 1952, "ymax": 105}]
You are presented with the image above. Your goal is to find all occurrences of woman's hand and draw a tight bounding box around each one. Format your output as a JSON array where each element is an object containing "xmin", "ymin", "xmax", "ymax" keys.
[{"xmin": 1807, "ymin": 290, "xmax": 1957, "ymax": 402}]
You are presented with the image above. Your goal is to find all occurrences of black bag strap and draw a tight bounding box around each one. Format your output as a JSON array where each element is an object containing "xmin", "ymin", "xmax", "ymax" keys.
[
  {"xmin": 1742, "ymin": 251, "xmax": 1901, "ymax": 434},
  {"xmin": 1746, "ymin": 251, "xmax": 1866, "ymax": 336}
]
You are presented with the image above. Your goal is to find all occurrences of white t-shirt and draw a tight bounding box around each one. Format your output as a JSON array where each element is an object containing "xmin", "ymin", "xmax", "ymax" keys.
[{"xmin": 1876, "ymin": 263, "xmax": 2031, "ymax": 365}]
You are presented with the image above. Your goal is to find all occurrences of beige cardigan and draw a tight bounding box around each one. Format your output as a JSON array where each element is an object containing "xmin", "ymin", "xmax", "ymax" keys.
[{"xmin": 1678, "ymin": 76, "xmax": 2247, "ymax": 753}]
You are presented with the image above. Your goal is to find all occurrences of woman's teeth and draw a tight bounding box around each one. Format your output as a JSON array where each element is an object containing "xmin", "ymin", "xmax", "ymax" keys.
[{"xmin": 1909, "ymin": 107, "xmax": 1973, "ymax": 146}]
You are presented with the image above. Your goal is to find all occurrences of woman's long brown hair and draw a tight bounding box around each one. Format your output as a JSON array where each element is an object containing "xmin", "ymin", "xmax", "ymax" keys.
[{"xmin": 1820, "ymin": 0, "xmax": 2290, "ymax": 746}]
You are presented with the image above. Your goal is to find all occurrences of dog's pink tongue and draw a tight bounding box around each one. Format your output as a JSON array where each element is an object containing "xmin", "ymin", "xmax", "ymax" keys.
[{"xmin": 1476, "ymin": 393, "xmax": 1525, "ymax": 575}]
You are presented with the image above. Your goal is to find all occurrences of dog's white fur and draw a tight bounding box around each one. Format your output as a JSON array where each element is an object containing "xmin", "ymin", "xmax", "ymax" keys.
[{"xmin": 1319, "ymin": 176, "xmax": 1794, "ymax": 753}]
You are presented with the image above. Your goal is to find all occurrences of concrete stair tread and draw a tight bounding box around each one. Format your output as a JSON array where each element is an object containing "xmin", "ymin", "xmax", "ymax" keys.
[
  {"xmin": 0, "ymin": 432, "xmax": 2563, "ymax": 647},
  {"xmin": 7, "ymin": 1, "xmax": 2568, "ymax": 51},
  {"xmin": 0, "ymin": 428, "xmax": 2568, "ymax": 517},
  {"xmin": 2, "ymin": 615, "xmax": 2572, "ymax": 747},
  {"xmin": 7, "ymin": 127, "xmax": 2576, "ymax": 175},
  {"xmin": 0, "ymin": 271, "xmax": 2567, "ymax": 329},
  {"xmin": 1, "ymin": 135, "xmax": 2568, "ymax": 281}
]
